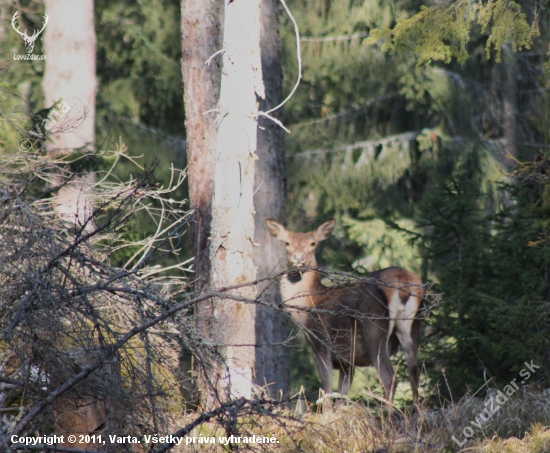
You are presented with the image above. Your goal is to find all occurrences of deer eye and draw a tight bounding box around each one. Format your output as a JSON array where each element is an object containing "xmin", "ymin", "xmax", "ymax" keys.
[
  {"xmin": 285, "ymin": 242, "xmax": 290, "ymax": 246},
  {"xmin": 310, "ymin": 242, "xmax": 316, "ymax": 246}
]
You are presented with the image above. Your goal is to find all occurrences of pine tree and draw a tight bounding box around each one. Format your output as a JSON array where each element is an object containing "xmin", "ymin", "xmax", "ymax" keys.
[{"xmin": 281, "ymin": 0, "xmax": 550, "ymax": 398}]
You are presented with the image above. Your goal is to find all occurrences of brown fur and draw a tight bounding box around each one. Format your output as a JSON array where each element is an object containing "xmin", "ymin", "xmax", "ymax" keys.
[
  {"xmin": 55, "ymin": 399, "xmax": 107, "ymax": 448},
  {"xmin": 266, "ymin": 218, "xmax": 424, "ymax": 406},
  {"xmin": 53, "ymin": 348, "xmax": 109, "ymax": 448}
]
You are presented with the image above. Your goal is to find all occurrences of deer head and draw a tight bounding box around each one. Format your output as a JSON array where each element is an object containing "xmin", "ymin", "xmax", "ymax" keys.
[
  {"xmin": 12, "ymin": 12, "xmax": 49, "ymax": 54},
  {"xmin": 265, "ymin": 218, "xmax": 335, "ymax": 267}
]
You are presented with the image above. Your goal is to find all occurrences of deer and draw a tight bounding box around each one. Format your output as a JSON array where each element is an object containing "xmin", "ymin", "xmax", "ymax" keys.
[
  {"xmin": 53, "ymin": 348, "xmax": 118, "ymax": 449},
  {"xmin": 265, "ymin": 218, "xmax": 424, "ymax": 409}
]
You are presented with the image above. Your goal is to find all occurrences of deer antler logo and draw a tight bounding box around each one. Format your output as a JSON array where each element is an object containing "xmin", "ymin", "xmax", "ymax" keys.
[{"xmin": 11, "ymin": 12, "xmax": 49, "ymax": 54}]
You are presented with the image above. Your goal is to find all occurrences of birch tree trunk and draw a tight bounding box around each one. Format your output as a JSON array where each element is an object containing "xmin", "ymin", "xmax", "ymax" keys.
[
  {"xmin": 180, "ymin": 0, "xmax": 222, "ymax": 407},
  {"xmin": 43, "ymin": 0, "xmax": 96, "ymax": 228},
  {"xmin": 207, "ymin": 0, "xmax": 264, "ymax": 405},
  {"xmin": 254, "ymin": 0, "xmax": 290, "ymax": 396}
]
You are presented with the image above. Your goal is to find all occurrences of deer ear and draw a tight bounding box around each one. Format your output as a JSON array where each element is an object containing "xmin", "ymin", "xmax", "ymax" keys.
[
  {"xmin": 265, "ymin": 219, "xmax": 289, "ymax": 242},
  {"xmin": 314, "ymin": 218, "xmax": 335, "ymax": 241}
]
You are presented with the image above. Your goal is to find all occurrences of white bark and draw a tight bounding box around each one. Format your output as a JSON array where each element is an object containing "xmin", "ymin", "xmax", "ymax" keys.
[
  {"xmin": 43, "ymin": 0, "xmax": 97, "ymax": 227},
  {"xmin": 43, "ymin": 0, "xmax": 103, "ymax": 438},
  {"xmin": 208, "ymin": 0, "xmax": 264, "ymax": 403}
]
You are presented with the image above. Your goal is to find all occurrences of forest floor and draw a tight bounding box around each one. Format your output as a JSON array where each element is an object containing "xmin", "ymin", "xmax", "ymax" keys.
[{"xmin": 169, "ymin": 387, "xmax": 550, "ymax": 452}]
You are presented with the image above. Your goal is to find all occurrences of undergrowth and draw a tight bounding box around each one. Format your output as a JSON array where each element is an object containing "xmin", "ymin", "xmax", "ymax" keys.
[{"xmin": 168, "ymin": 387, "xmax": 550, "ymax": 452}]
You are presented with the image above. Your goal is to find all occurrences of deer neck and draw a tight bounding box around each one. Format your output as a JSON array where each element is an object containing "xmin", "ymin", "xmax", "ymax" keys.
[{"xmin": 280, "ymin": 267, "xmax": 325, "ymax": 326}]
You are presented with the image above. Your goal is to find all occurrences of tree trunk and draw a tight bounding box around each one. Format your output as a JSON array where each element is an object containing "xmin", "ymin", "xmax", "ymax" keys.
[
  {"xmin": 253, "ymin": 0, "xmax": 290, "ymax": 397},
  {"xmin": 42, "ymin": 0, "xmax": 103, "ymax": 440},
  {"xmin": 503, "ymin": 45, "xmax": 518, "ymax": 167},
  {"xmin": 180, "ymin": 0, "xmax": 222, "ymax": 407},
  {"xmin": 182, "ymin": 0, "xmax": 290, "ymax": 404},
  {"xmin": 181, "ymin": 0, "xmax": 222, "ymax": 296},
  {"xmin": 206, "ymin": 0, "xmax": 264, "ymax": 405},
  {"xmin": 43, "ymin": 0, "xmax": 97, "ymax": 228}
]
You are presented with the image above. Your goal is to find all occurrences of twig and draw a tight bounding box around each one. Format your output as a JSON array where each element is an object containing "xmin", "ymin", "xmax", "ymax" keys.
[
  {"xmin": 205, "ymin": 49, "xmax": 226, "ymax": 66},
  {"xmin": 300, "ymin": 33, "xmax": 368, "ymax": 42},
  {"xmin": 263, "ymin": 0, "xmax": 302, "ymax": 115}
]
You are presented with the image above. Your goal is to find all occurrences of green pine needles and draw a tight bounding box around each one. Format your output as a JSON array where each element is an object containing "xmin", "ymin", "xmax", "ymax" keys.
[{"xmin": 367, "ymin": 0, "xmax": 537, "ymax": 65}]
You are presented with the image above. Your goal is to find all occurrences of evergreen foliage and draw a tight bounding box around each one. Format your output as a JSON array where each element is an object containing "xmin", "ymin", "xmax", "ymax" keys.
[
  {"xmin": 2, "ymin": 0, "xmax": 550, "ymax": 409},
  {"xmin": 1, "ymin": 0, "xmax": 189, "ymax": 272},
  {"xmin": 282, "ymin": 0, "xmax": 550, "ymax": 400},
  {"xmin": 367, "ymin": 0, "xmax": 536, "ymax": 65},
  {"xmin": 93, "ymin": 0, "xmax": 190, "ymax": 269},
  {"xmin": 418, "ymin": 167, "xmax": 550, "ymax": 397},
  {"xmin": 95, "ymin": 0, "xmax": 183, "ymax": 132}
]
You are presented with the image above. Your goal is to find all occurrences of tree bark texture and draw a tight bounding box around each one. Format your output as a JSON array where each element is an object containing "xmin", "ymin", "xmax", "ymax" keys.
[
  {"xmin": 43, "ymin": 0, "xmax": 97, "ymax": 228},
  {"xmin": 253, "ymin": 0, "xmax": 290, "ymax": 397},
  {"xmin": 181, "ymin": 0, "xmax": 222, "ymax": 296},
  {"xmin": 181, "ymin": 0, "xmax": 222, "ymax": 406},
  {"xmin": 207, "ymin": 0, "xmax": 264, "ymax": 405}
]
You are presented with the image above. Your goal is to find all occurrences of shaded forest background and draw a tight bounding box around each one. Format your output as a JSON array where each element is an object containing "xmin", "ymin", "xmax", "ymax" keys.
[{"xmin": 1, "ymin": 0, "xmax": 550, "ymax": 410}]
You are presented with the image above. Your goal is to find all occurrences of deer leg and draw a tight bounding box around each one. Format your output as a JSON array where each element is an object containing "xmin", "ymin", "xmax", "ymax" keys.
[
  {"xmin": 335, "ymin": 361, "xmax": 353, "ymax": 409},
  {"xmin": 310, "ymin": 346, "xmax": 333, "ymax": 412},
  {"xmin": 337, "ymin": 361, "xmax": 353, "ymax": 396},
  {"xmin": 396, "ymin": 322, "xmax": 420, "ymax": 404},
  {"xmin": 369, "ymin": 341, "xmax": 396, "ymax": 407},
  {"xmin": 396, "ymin": 332, "xmax": 418, "ymax": 403}
]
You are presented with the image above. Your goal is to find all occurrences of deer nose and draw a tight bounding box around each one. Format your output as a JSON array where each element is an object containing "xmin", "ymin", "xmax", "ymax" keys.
[{"xmin": 293, "ymin": 254, "xmax": 304, "ymax": 263}]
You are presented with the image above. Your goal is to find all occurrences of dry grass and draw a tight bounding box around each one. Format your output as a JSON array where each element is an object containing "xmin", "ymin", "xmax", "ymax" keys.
[
  {"xmin": 473, "ymin": 425, "xmax": 550, "ymax": 453},
  {"xmin": 165, "ymin": 387, "xmax": 550, "ymax": 453}
]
